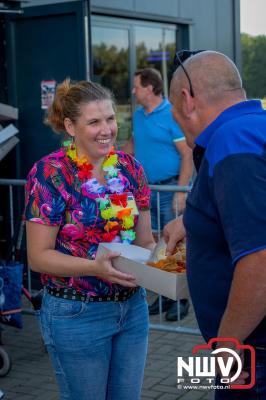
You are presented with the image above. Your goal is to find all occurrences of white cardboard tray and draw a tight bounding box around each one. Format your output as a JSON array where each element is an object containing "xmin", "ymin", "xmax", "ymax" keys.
[{"xmin": 96, "ymin": 243, "xmax": 189, "ymax": 300}]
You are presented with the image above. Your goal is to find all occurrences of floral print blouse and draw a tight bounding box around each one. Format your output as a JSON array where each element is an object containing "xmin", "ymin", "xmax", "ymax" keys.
[{"xmin": 24, "ymin": 148, "xmax": 150, "ymax": 296}]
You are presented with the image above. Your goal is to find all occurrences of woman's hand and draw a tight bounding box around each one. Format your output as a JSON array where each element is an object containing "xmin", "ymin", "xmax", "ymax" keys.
[{"xmin": 93, "ymin": 252, "xmax": 137, "ymax": 287}]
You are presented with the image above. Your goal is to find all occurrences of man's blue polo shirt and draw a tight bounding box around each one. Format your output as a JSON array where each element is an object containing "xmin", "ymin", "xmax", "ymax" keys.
[
  {"xmin": 184, "ymin": 100, "xmax": 266, "ymax": 346},
  {"xmin": 133, "ymin": 98, "xmax": 185, "ymax": 183}
]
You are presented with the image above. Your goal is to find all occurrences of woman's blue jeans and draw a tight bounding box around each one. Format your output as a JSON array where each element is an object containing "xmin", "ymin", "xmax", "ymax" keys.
[{"xmin": 37, "ymin": 288, "xmax": 149, "ymax": 400}]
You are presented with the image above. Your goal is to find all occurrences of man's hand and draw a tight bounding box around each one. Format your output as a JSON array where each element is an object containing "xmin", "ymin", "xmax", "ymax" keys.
[
  {"xmin": 163, "ymin": 217, "xmax": 186, "ymax": 255},
  {"xmin": 214, "ymin": 341, "xmax": 249, "ymax": 386}
]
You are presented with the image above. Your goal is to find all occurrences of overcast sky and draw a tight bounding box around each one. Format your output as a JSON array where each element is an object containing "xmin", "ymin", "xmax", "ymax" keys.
[{"xmin": 241, "ymin": 0, "xmax": 266, "ymax": 36}]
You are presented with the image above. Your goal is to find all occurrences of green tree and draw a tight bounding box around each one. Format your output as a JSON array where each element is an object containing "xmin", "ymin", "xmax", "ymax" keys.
[{"xmin": 241, "ymin": 33, "xmax": 266, "ymax": 98}]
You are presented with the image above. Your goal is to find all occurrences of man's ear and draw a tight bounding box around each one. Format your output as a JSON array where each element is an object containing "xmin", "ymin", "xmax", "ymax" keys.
[
  {"xmin": 147, "ymin": 84, "xmax": 154, "ymax": 95},
  {"xmin": 181, "ymin": 88, "xmax": 195, "ymax": 118},
  {"xmin": 64, "ymin": 117, "xmax": 75, "ymax": 137}
]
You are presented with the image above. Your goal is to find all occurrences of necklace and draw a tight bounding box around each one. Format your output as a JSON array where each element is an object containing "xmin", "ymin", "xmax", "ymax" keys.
[{"xmin": 65, "ymin": 141, "xmax": 136, "ymax": 244}]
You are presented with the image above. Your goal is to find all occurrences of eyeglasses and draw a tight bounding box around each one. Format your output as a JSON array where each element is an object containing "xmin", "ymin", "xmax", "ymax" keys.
[{"xmin": 173, "ymin": 50, "xmax": 204, "ymax": 97}]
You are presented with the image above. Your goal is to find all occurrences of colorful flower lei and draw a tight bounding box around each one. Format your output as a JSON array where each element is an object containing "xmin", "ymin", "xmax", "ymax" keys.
[{"xmin": 65, "ymin": 141, "xmax": 136, "ymax": 244}]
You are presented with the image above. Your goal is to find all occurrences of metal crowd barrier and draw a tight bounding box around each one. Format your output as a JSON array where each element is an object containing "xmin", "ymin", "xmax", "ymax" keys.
[
  {"xmin": 0, "ymin": 179, "xmax": 200, "ymax": 335},
  {"xmin": 149, "ymin": 184, "xmax": 200, "ymax": 335},
  {"xmin": 0, "ymin": 179, "xmax": 31, "ymax": 293}
]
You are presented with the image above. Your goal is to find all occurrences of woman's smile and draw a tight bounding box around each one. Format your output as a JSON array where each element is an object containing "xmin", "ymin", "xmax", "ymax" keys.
[
  {"xmin": 96, "ymin": 138, "xmax": 112, "ymax": 145},
  {"xmin": 65, "ymin": 99, "xmax": 118, "ymax": 161}
]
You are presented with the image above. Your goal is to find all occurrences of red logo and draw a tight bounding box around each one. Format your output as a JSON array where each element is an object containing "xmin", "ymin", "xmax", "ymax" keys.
[{"xmin": 192, "ymin": 338, "xmax": 256, "ymax": 389}]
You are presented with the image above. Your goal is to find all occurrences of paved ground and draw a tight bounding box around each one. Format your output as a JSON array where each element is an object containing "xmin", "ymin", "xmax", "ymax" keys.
[{"xmin": 0, "ymin": 295, "xmax": 214, "ymax": 400}]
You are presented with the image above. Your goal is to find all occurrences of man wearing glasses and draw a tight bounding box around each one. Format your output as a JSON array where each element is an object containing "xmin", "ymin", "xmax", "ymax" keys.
[{"xmin": 164, "ymin": 50, "xmax": 266, "ymax": 398}]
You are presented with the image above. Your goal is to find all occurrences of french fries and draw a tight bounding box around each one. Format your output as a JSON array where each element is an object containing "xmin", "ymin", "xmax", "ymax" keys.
[{"xmin": 147, "ymin": 242, "xmax": 186, "ymax": 273}]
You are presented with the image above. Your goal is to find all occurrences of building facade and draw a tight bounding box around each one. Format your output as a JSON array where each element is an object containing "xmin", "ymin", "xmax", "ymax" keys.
[{"xmin": 0, "ymin": 0, "xmax": 240, "ymax": 177}]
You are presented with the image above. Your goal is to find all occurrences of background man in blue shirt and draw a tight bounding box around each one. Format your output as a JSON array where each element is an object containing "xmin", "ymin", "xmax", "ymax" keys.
[
  {"xmin": 164, "ymin": 50, "xmax": 266, "ymax": 399},
  {"xmin": 123, "ymin": 68, "xmax": 192, "ymax": 320}
]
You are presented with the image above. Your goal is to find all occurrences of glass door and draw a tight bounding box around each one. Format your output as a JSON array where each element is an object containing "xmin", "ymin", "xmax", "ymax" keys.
[
  {"xmin": 91, "ymin": 16, "xmax": 178, "ymax": 143},
  {"xmin": 91, "ymin": 22, "xmax": 131, "ymax": 143},
  {"xmin": 135, "ymin": 25, "xmax": 176, "ymax": 98}
]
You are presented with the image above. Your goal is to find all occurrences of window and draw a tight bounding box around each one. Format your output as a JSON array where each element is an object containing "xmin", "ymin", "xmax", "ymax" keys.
[{"xmin": 91, "ymin": 16, "xmax": 179, "ymax": 143}]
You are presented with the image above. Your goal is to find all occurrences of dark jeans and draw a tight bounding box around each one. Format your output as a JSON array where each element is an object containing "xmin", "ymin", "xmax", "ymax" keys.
[
  {"xmin": 215, "ymin": 348, "xmax": 266, "ymax": 400},
  {"xmin": 150, "ymin": 180, "xmax": 178, "ymax": 305},
  {"xmin": 150, "ymin": 180, "xmax": 176, "ymax": 232}
]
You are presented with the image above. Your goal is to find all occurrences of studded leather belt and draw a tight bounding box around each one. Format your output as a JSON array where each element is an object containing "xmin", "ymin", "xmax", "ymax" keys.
[{"xmin": 45, "ymin": 286, "xmax": 138, "ymax": 303}]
